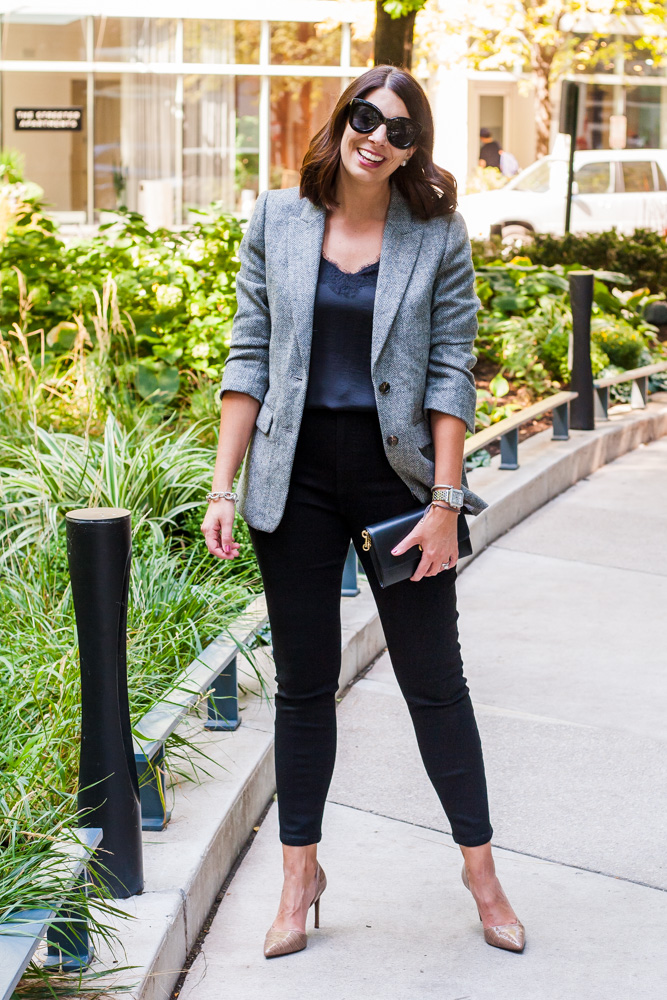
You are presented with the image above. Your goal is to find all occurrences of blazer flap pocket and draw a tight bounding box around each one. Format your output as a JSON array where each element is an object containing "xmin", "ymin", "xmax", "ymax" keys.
[
  {"xmin": 413, "ymin": 419, "xmax": 432, "ymax": 447},
  {"xmin": 255, "ymin": 400, "xmax": 274, "ymax": 435}
]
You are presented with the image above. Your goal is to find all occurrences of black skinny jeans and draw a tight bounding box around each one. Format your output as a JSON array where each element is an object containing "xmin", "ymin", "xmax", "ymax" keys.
[{"xmin": 248, "ymin": 409, "xmax": 493, "ymax": 849}]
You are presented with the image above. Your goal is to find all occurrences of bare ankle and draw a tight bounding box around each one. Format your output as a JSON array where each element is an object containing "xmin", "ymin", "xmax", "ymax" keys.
[{"xmin": 282, "ymin": 844, "xmax": 318, "ymax": 878}]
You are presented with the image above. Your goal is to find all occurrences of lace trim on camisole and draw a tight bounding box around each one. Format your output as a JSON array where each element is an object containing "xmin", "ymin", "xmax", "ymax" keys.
[{"xmin": 319, "ymin": 253, "xmax": 380, "ymax": 298}]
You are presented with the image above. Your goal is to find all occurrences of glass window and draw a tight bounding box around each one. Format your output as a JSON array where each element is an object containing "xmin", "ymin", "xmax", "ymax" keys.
[
  {"xmin": 656, "ymin": 164, "xmax": 667, "ymax": 192},
  {"xmin": 270, "ymin": 22, "xmax": 342, "ymax": 66},
  {"xmin": 183, "ymin": 75, "xmax": 260, "ymax": 214},
  {"xmin": 625, "ymin": 86, "xmax": 661, "ymax": 149},
  {"xmin": 351, "ymin": 27, "xmax": 373, "ymax": 68},
  {"xmin": 94, "ymin": 74, "xmax": 177, "ymax": 224},
  {"xmin": 2, "ymin": 71, "xmax": 87, "ymax": 216},
  {"xmin": 93, "ymin": 18, "xmax": 176, "ymax": 62},
  {"xmin": 1, "ymin": 14, "xmax": 87, "ymax": 60},
  {"xmin": 270, "ymin": 77, "xmax": 343, "ymax": 189},
  {"xmin": 574, "ymin": 162, "xmax": 612, "ymax": 195},
  {"xmin": 621, "ymin": 161, "xmax": 655, "ymax": 193},
  {"xmin": 578, "ymin": 84, "xmax": 614, "ymax": 150},
  {"xmin": 513, "ymin": 161, "xmax": 551, "ymax": 193},
  {"xmin": 183, "ymin": 20, "xmax": 260, "ymax": 64}
]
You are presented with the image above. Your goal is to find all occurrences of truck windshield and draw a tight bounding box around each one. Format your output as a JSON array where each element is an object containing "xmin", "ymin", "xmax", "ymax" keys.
[{"xmin": 513, "ymin": 161, "xmax": 551, "ymax": 193}]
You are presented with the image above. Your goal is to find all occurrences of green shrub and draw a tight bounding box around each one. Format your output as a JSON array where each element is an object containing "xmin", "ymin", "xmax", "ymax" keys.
[
  {"xmin": 473, "ymin": 229, "xmax": 667, "ymax": 295},
  {"xmin": 591, "ymin": 320, "xmax": 645, "ymax": 370}
]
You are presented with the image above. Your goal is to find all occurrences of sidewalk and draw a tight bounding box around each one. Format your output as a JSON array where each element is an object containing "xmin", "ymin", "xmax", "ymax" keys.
[{"xmin": 178, "ymin": 436, "xmax": 667, "ymax": 1000}]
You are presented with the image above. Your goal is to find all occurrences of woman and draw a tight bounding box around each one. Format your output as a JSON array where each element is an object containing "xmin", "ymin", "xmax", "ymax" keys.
[{"xmin": 201, "ymin": 65, "xmax": 524, "ymax": 959}]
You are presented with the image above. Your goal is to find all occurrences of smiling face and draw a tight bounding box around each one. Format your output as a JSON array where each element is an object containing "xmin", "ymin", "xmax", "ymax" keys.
[{"xmin": 339, "ymin": 86, "xmax": 416, "ymax": 187}]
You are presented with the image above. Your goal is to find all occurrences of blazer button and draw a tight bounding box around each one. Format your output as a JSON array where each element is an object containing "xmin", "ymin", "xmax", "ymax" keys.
[
  {"xmin": 379, "ymin": 381, "xmax": 390, "ymax": 394},
  {"xmin": 386, "ymin": 435, "xmax": 399, "ymax": 446}
]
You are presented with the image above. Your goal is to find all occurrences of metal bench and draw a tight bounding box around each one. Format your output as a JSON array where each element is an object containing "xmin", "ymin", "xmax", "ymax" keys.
[
  {"xmin": 0, "ymin": 828, "xmax": 102, "ymax": 1000},
  {"xmin": 133, "ymin": 598, "xmax": 268, "ymax": 831}
]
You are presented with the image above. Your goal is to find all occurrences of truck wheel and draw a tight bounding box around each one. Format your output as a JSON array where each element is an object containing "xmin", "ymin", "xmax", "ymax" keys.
[{"xmin": 501, "ymin": 224, "xmax": 533, "ymax": 245}]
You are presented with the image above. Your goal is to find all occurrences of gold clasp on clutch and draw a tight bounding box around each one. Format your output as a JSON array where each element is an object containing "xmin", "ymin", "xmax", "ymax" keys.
[{"xmin": 361, "ymin": 530, "xmax": 371, "ymax": 552}]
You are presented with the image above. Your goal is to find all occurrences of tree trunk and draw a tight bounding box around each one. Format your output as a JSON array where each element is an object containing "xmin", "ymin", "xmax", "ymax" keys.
[
  {"xmin": 533, "ymin": 51, "xmax": 554, "ymax": 158},
  {"xmin": 374, "ymin": 2, "xmax": 416, "ymax": 69}
]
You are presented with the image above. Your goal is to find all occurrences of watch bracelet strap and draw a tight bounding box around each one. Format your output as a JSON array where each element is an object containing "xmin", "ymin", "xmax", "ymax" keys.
[{"xmin": 431, "ymin": 487, "xmax": 462, "ymax": 506}]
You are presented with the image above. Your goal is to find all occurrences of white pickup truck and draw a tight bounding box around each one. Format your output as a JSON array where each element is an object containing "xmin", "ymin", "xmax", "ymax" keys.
[{"xmin": 458, "ymin": 148, "xmax": 667, "ymax": 241}]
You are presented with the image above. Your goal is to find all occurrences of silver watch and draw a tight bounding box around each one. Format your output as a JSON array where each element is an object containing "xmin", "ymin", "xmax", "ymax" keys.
[{"xmin": 431, "ymin": 486, "xmax": 464, "ymax": 510}]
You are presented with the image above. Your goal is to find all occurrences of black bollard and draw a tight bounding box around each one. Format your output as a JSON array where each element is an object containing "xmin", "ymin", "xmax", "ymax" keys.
[
  {"xmin": 568, "ymin": 270, "xmax": 595, "ymax": 430},
  {"xmin": 66, "ymin": 508, "xmax": 144, "ymax": 899}
]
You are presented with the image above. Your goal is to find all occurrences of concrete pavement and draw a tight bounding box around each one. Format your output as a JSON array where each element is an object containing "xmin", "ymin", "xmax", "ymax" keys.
[{"xmin": 178, "ymin": 436, "xmax": 667, "ymax": 1000}]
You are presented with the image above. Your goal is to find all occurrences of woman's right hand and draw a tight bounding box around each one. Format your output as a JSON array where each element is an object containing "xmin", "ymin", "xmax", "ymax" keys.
[{"xmin": 201, "ymin": 500, "xmax": 242, "ymax": 560}]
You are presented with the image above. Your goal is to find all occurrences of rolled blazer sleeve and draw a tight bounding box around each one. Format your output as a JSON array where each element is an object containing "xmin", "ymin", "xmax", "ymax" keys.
[
  {"xmin": 423, "ymin": 212, "xmax": 480, "ymax": 434},
  {"xmin": 219, "ymin": 189, "xmax": 271, "ymax": 403}
]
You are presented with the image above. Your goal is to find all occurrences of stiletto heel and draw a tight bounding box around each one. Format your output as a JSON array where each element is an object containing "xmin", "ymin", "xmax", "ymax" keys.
[
  {"xmin": 461, "ymin": 864, "xmax": 525, "ymax": 953},
  {"xmin": 264, "ymin": 863, "xmax": 327, "ymax": 958}
]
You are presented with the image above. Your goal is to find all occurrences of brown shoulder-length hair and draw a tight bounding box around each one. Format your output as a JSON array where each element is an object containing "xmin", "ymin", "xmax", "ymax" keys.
[{"xmin": 300, "ymin": 65, "xmax": 456, "ymax": 220}]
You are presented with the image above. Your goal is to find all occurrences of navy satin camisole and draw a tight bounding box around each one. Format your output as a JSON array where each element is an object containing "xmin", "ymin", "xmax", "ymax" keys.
[{"xmin": 304, "ymin": 253, "xmax": 379, "ymax": 411}]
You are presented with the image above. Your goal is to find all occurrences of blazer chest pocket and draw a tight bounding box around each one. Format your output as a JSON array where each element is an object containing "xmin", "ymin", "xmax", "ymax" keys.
[{"xmin": 255, "ymin": 400, "xmax": 274, "ymax": 435}]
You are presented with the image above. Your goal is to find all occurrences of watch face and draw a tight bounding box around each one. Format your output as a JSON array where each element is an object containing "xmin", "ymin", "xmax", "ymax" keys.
[{"xmin": 451, "ymin": 489, "xmax": 464, "ymax": 507}]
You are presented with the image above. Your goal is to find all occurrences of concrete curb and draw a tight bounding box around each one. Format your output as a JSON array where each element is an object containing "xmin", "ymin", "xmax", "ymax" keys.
[
  {"xmin": 461, "ymin": 395, "xmax": 667, "ymax": 569},
  {"xmin": 89, "ymin": 396, "xmax": 667, "ymax": 1000}
]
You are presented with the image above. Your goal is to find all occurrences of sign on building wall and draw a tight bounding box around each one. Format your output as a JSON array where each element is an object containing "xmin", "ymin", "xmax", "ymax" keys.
[{"xmin": 14, "ymin": 108, "xmax": 83, "ymax": 131}]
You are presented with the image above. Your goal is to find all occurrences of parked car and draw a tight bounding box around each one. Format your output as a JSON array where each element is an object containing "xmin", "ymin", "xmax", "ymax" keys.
[{"xmin": 458, "ymin": 148, "xmax": 667, "ymax": 241}]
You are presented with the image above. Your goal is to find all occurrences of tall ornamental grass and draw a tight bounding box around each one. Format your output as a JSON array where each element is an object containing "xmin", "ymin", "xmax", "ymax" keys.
[{"xmin": 0, "ymin": 411, "xmax": 261, "ymax": 994}]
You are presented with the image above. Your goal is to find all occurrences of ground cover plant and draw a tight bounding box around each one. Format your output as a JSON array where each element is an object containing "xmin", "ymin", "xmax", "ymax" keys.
[{"xmin": 470, "ymin": 254, "xmax": 667, "ymax": 423}]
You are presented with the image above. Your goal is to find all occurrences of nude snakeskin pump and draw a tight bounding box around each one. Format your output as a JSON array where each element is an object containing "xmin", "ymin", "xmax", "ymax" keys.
[
  {"xmin": 263, "ymin": 863, "xmax": 327, "ymax": 958},
  {"xmin": 461, "ymin": 864, "xmax": 525, "ymax": 953}
]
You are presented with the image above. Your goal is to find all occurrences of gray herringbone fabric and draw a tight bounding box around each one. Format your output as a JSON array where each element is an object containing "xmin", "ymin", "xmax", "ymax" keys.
[{"xmin": 220, "ymin": 183, "xmax": 488, "ymax": 532}]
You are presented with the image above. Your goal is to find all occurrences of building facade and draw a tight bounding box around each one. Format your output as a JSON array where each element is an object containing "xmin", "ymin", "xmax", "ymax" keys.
[
  {"xmin": 2, "ymin": 1, "xmax": 667, "ymax": 224},
  {"xmin": 0, "ymin": 0, "xmax": 373, "ymax": 225}
]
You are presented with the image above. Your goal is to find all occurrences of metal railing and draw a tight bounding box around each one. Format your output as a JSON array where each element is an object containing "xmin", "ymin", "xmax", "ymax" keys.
[
  {"xmin": 0, "ymin": 828, "xmax": 102, "ymax": 999},
  {"xmin": 593, "ymin": 361, "xmax": 667, "ymax": 421},
  {"xmin": 133, "ymin": 599, "xmax": 268, "ymax": 831},
  {"xmin": 464, "ymin": 389, "xmax": 578, "ymax": 470}
]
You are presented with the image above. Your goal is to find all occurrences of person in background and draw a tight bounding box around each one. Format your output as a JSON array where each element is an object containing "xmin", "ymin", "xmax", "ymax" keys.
[{"xmin": 479, "ymin": 128, "xmax": 501, "ymax": 169}]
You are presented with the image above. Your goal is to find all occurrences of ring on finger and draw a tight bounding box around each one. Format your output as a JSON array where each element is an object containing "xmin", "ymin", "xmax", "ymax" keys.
[{"xmin": 441, "ymin": 560, "xmax": 450, "ymax": 570}]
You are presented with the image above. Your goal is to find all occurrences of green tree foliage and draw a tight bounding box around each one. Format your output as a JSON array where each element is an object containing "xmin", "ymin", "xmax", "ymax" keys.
[{"xmin": 429, "ymin": 2, "xmax": 667, "ymax": 156}]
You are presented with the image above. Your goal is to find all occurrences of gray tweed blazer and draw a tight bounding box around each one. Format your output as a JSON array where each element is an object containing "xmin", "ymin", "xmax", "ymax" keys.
[{"xmin": 220, "ymin": 183, "xmax": 488, "ymax": 533}]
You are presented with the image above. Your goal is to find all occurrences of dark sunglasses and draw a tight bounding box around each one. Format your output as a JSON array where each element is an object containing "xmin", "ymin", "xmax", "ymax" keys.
[{"xmin": 347, "ymin": 98, "xmax": 422, "ymax": 150}]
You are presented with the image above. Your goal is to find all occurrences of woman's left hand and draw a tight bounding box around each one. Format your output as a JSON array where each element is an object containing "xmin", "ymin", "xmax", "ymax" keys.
[{"xmin": 391, "ymin": 505, "xmax": 459, "ymax": 582}]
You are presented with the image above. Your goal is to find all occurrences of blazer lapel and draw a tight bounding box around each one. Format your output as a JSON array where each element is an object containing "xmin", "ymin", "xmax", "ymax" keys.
[
  {"xmin": 287, "ymin": 197, "xmax": 326, "ymax": 371},
  {"xmin": 372, "ymin": 185, "xmax": 424, "ymax": 372}
]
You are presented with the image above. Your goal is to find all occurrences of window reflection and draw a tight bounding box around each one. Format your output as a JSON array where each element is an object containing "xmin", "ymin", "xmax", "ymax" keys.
[
  {"xmin": 270, "ymin": 22, "xmax": 341, "ymax": 66},
  {"xmin": 626, "ymin": 86, "xmax": 661, "ymax": 148},
  {"xmin": 1, "ymin": 14, "xmax": 87, "ymax": 60},
  {"xmin": 183, "ymin": 75, "xmax": 259, "ymax": 214},
  {"xmin": 270, "ymin": 77, "xmax": 342, "ymax": 189},
  {"xmin": 621, "ymin": 161, "xmax": 655, "ymax": 193},
  {"xmin": 183, "ymin": 20, "xmax": 260, "ymax": 63},
  {"xmin": 94, "ymin": 74, "xmax": 177, "ymax": 223},
  {"xmin": 93, "ymin": 18, "xmax": 176, "ymax": 62},
  {"xmin": 577, "ymin": 84, "xmax": 614, "ymax": 149}
]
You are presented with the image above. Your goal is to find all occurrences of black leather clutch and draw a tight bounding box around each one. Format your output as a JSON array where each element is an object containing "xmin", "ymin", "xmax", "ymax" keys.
[{"xmin": 361, "ymin": 506, "xmax": 472, "ymax": 589}]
